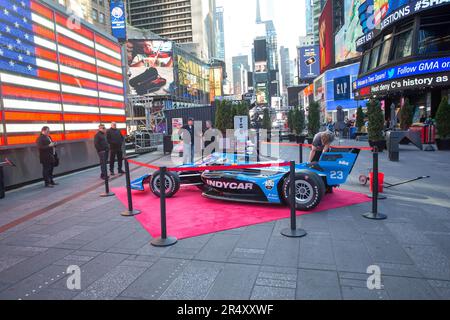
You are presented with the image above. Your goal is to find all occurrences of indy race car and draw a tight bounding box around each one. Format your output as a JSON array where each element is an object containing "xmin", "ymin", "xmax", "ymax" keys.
[{"xmin": 131, "ymin": 148, "xmax": 360, "ymax": 211}]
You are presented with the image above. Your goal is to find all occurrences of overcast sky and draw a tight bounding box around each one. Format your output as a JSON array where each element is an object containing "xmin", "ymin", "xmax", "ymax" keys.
[{"xmin": 217, "ymin": 0, "xmax": 306, "ymax": 66}]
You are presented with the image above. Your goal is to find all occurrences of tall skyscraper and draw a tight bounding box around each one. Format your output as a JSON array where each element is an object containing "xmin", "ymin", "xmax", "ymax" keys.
[
  {"xmin": 232, "ymin": 56, "xmax": 250, "ymax": 96},
  {"xmin": 255, "ymin": 0, "xmax": 279, "ymax": 102},
  {"xmin": 127, "ymin": 0, "xmax": 217, "ymax": 60},
  {"xmin": 305, "ymin": 0, "xmax": 326, "ymax": 45},
  {"xmin": 279, "ymin": 46, "xmax": 292, "ymax": 96},
  {"xmin": 215, "ymin": 6, "xmax": 226, "ymax": 62}
]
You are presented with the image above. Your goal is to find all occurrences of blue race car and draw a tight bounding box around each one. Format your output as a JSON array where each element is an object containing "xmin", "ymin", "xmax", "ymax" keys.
[{"xmin": 131, "ymin": 148, "xmax": 360, "ymax": 211}]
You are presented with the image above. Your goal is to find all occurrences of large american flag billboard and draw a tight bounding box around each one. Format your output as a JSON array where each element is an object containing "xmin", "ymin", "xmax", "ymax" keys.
[{"xmin": 0, "ymin": 0, "xmax": 126, "ymax": 147}]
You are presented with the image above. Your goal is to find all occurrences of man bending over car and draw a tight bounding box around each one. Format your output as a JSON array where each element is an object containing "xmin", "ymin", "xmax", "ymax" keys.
[{"xmin": 309, "ymin": 130, "xmax": 335, "ymax": 163}]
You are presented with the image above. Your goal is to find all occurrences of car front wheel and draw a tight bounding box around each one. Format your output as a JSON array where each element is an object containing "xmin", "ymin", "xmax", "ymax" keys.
[
  {"xmin": 281, "ymin": 171, "xmax": 323, "ymax": 211},
  {"xmin": 149, "ymin": 170, "xmax": 180, "ymax": 198}
]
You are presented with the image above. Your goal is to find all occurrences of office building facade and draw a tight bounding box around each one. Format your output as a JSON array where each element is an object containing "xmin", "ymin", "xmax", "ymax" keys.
[{"xmin": 127, "ymin": 0, "xmax": 216, "ymax": 60}]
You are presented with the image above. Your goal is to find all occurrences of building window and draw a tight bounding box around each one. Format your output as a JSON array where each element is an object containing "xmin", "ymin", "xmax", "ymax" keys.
[
  {"xmin": 378, "ymin": 34, "xmax": 392, "ymax": 66},
  {"xmin": 391, "ymin": 23, "xmax": 413, "ymax": 60},
  {"xmin": 418, "ymin": 16, "xmax": 450, "ymax": 55},
  {"xmin": 369, "ymin": 39, "xmax": 382, "ymax": 71},
  {"xmin": 361, "ymin": 51, "xmax": 371, "ymax": 74},
  {"xmin": 99, "ymin": 12, "xmax": 105, "ymax": 24},
  {"xmin": 92, "ymin": 9, "xmax": 98, "ymax": 21}
]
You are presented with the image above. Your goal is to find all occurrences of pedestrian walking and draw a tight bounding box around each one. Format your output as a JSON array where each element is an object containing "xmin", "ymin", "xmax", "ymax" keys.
[
  {"xmin": 36, "ymin": 126, "xmax": 58, "ymax": 188},
  {"xmin": 107, "ymin": 122, "xmax": 125, "ymax": 175},
  {"xmin": 94, "ymin": 124, "xmax": 109, "ymax": 180},
  {"xmin": 181, "ymin": 117, "xmax": 195, "ymax": 164}
]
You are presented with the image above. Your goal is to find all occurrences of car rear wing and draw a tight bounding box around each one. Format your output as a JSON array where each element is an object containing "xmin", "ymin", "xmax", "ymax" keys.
[{"xmin": 322, "ymin": 147, "xmax": 361, "ymax": 176}]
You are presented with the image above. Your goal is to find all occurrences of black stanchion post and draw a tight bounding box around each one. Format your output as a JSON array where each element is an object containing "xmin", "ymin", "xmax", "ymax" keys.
[
  {"xmin": 100, "ymin": 173, "xmax": 115, "ymax": 198},
  {"xmin": 281, "ymin": 161, "xmax": 307, "ymax": 238},
  {"xmin": 299, "ymin": 143, "xmax": 303, "ymax": 164},
  {"xmin": 256, "ymin": 129, "xmax": 260, "ymax": 162},
  {"xmin": 121, "ymin": 158, "xmax": 141, "ymax": 216},
  {"xmin": 363, "ymin": 147, "xmax": 387, "ymax": 220},
  {"xmin": 151, "ymin": 166, "xmax": 177, "ymax": 247}
]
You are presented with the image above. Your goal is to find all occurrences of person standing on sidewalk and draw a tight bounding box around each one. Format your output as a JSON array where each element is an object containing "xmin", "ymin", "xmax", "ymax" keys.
[
  {"xmin": 107, "ymin": 122, "xmax": 125, "ymax": 175},
  {"xmin": 36, "ymin": 126, "xmax": 58, "ymax": 188},
  {"xmin": 94, "ymin": 124, "xmax": 109, "ymax": 180},
  {"xmin": 181, "ymin": 117, "xmax": 195, "ymax": 164}
]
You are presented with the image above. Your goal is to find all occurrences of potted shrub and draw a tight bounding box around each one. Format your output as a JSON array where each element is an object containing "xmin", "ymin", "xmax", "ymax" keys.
[
  {"xmin": 436, "ymin": 96, "xmax": 450, "ymax": 150},
  {"xmin": 399, "ymin": 98, "xmax": 414, "ymax": 144},
  {"xmin": 367, "ymin": 99, "xmax": 386, "ymax": 151},
  {"xmin": 307, "ymin": 101, "xmax": 320, "ymax": 144},
  {"xmin": 287, "ymin": 109, "xmax": 295, "ymax": 141},
  {"xmin": 293, "ymin": 107, "xmax": 306, "ymax": 143},
  {"xmin": 356, "ymin": 106, "xmax": 365, "ymax": 135}
]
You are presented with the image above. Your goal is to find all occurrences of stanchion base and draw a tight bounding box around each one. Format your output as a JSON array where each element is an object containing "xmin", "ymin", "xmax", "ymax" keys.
[
  {"xmin": 362, "ymin": 212, "xmax": 387, "ymax": 220},
  {"xmin": 368, "ymin": 194, "xmax": 387, "ymax": 200},
  {"xmin": 151, "ymin": 236, "xmax": 178, "ymax": 247},
  {"xmin": 423, "ymin": 145, "xmax": 435, "ymax": 152},
  {"xmin": 100, "ymin": 192, "xmax": 115, "ymax": 198},
  {"xmin": 281, "ymin": 228, "xmax": 307, "ymax": 238},
  {"xmin": 121, "ymin": 209, "xmax": 141, "ymax": 217}
]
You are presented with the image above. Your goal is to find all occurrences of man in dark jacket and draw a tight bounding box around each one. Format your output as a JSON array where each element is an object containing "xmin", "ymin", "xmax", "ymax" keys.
[
  {"xmin": 181, "ymin": 118, "xmax": 195, "ymax": 164},
  {"xmin": 36, "ymin": 126, "xmax": 58, "ymax": 188},
  {"xmin": 94, "ymin": 124, "xmax": 109, "ymax": 180},
  {"xmin": 106, "ymin": 122, "xmax": 124, "ymax": 175}
]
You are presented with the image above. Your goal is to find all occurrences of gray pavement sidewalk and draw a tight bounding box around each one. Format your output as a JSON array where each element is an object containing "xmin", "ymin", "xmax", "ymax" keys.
[{"xmin": 0, "ymin": 143, "xmax": 450, "ymax": 300}]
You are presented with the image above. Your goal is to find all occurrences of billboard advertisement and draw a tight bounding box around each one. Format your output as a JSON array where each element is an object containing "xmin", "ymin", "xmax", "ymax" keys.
[
  {"xmin": 110, "ymin": 0, "xmax": 126, "ymax": 41},
  {"xmin": 255, "ymin": 61, "xmax": 268, "ymax": 73},
  {"xmin": 325, "ymin": 63, "xmax": 361, "ymax": 111},
  {"xmin": 335, "ymin": 0, "xmax": 364, "ymax": 63},
  {"xmin": 355, "ymin": 0, "xmax": 450, "ymax": 49},
  {"xmin": 299, "ymin": 46, "xmax": 320, "ymax": 80},
  {"xmin": 334, "ymin": 75, "xmax": 352, "ymax": 100},
  {"xmin": 319, "ymin": 0, "xmax": 334, "ymax": 73},
  {"xmin": 127, "ymin": 40, "xmax": 174, "ymax": 96},
  {"xmin": 209, "ymin": 67, "xmax": 223, "ymax": 102},
  {"xmin": 256, "ymin": 83, "xmax": 268, "ymax": 105},
  {"xmin": 0, "ymin": 0, "xmax": 126, "ymax": 148},
  {"xmin": 177, "ymin": 54, "xmax": 210, "ymax": 100}
]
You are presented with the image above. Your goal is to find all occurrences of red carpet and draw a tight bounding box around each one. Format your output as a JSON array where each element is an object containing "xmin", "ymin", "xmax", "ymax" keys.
[{"xmin": 112, "ymin": 186, "xmax": 370, "ymax": 240}]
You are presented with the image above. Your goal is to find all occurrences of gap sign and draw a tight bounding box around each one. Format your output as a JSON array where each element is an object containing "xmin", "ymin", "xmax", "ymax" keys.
[{"xmin": 110, "ymin": 0, "xmax": 126, "ymax": 41}]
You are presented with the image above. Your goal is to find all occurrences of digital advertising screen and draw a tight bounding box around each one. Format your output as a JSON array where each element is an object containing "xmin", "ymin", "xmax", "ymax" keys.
[
  {"xmin": 319, "ymin": 0, "xmax": 334, "ymax": 73},
  {"xmin": 177, "ymin": 54, "xmax": 210, "ymax": 99},
  {"xmin": 255, "ymin": 61, "xmax": 268, "ymax": 73},
  {"xmin": 299, "ymin": 46, "xmax": 320, "ymax": 80},
  {"xmin": 355, "ymin": 0, "xmax": 450, "ymax": 49},
  {"xmin": 256, "ymin": 83, "xmax": 268, "ymax": 105},
  {"xmin": 127, "ymin": 40, "xmax": 174, "ymax": 96},
  {"xmin": 335, "ymin": 0, "xmax": 364, "ymax": 64}
]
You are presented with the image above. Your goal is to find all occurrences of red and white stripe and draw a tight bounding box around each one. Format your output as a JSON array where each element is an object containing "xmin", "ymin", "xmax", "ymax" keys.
[{"xmin": 1, "ymin": 0, "xmax": 127, "ymax": 146}]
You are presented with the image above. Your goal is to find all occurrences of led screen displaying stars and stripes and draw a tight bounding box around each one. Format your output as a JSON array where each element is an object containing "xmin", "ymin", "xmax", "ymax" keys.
[{"xmin": 0, "ymin": 0, "xmax": 126, "ymax": 146}]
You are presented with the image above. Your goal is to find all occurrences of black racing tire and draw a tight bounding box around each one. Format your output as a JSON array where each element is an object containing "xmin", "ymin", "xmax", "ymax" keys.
[
  {"xmin": 281, "ymin": 171, "xmax": 324, "ymax": 211},
  {"xmin": 149, "ymin": 170, "xmax": 180, "ymax": 198}
]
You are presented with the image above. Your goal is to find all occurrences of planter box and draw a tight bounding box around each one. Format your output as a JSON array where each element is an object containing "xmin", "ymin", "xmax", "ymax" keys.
[
  {"xmin": 369, "ymin": 140, "xmax": 386, "ymax": 152},
  {"xmin": 436, "ymin": 138, "xmax": 450, "ymax": 150}
]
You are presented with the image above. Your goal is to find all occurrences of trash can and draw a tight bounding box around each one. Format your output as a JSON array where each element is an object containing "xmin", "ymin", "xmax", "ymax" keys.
[
  {"xmin": 163, "ymin": 135, "xmax": 173, "ymax": 155},
  {"xmin": 386, "ymin": 131, "xmax": 402, "ymax": 162}
]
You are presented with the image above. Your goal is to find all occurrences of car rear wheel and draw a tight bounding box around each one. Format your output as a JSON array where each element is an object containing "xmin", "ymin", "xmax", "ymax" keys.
[
  {"xmin": 150, "ymin": 170, "xmax": 180, "ymax": 198},
  {"xmin": 281, "ymin": 171, "xmax": 324, "ymax": 211}
]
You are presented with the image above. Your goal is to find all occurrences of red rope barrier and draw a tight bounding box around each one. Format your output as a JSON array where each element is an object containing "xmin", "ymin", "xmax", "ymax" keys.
[
  {"xmin": 168, "ymin": 162, "xmax": 291, "ymax": 173},
  {"xmin": 261, "ymin": 141, "xmax": 372, "ymax": 151},
  {"xmin": 127, "ymin": 159, "xmax": 161, "ymax": 171}
]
